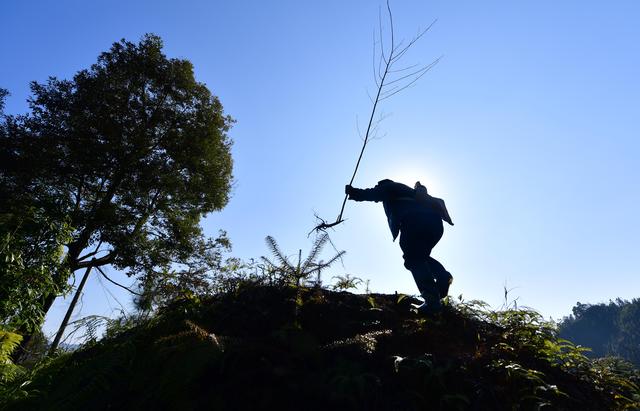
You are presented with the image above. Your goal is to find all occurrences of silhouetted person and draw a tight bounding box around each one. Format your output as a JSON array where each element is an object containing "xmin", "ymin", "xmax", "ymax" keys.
[{"xmin": 346, "ymin": 179, "xmax": 453, "ymax": 314}]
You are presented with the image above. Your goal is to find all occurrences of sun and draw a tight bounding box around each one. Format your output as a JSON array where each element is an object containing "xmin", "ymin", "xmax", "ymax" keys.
[{"xmin": 382, "ymin": 166, "xmax": 445, "ymax": 194}]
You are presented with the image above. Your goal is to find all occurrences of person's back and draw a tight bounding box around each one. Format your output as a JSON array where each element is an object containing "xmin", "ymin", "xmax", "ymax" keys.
[{"xmin": 347, "ymin": 179, "xmax": 452, "ymax": 240}]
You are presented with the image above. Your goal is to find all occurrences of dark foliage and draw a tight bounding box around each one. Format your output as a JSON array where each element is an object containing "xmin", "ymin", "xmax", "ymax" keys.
[
  {"xmin": 0, "ymin": 89, "xmax": 8, "ymax": 114},
  {"xmin": 0, "ymin": 210, "xmax": 71, "ymax": 333},
  {"xmin": 3, "ymin": 285, "xmax": 638, "ymax": 410}
]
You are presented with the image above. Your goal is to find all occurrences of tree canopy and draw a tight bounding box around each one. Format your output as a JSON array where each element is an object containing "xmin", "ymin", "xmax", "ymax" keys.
[{"xmin": 0, "ymin": 34, "xmax": 234, "ymax": 334}]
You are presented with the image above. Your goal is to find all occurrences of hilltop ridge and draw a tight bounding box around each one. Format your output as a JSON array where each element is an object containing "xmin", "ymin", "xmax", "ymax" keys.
[{"xmin": 4, "ymin": 284, "xmax": 640, "ymax": 410}]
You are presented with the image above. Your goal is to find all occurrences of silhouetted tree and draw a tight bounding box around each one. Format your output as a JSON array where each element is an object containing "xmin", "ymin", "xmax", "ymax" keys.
[
  {"xmin": 3, "ymin": 90, "xmax": 74, "ymax": 352},
  {"xmin": 1, "ymin": 34, "xmax": 234, "ymax": 350},
  {"xmin": 615, "ymin": 302, "xmax": 640, "ymax": 365},
  {"xmin": 0, "ymin": 89, "xmax": 8, "ymax": 114}
]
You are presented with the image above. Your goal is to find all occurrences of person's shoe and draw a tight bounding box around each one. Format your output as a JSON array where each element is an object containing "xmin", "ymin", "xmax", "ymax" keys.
[{"xmin": 413, "ymin": 295, "xmax": 442, "ymax": 316}]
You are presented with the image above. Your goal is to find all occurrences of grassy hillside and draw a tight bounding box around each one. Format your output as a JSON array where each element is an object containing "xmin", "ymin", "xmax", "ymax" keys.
[{"xmin": 3, "ymin": 284, "xmax": 640, "ymax": 410}]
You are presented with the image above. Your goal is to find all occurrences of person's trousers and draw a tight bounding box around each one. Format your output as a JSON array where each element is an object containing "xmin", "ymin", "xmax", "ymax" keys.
[{"xmin": 399, "ymin": 210, "xmax": 452, "ymax": 299}]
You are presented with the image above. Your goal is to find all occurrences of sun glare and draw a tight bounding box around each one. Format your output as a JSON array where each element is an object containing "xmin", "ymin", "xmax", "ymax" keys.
[{"xmin": 383, "ymin": 166, "xmax": 446, "ymax": 195}]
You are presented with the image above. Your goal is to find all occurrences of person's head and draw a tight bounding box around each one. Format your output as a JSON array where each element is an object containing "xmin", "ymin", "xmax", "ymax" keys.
[{"xmin": 414, "ymin": 181, "xmax": 428, "ymax": 194}]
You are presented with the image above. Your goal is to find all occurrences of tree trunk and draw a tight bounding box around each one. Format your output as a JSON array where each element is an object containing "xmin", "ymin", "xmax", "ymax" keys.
[
  {"xmin": 17, "ymin": 174, "xmax": 125, "ymax": 359},
  {"xmin": 49, "ymin": 263, "xmax": 94, "ymax": 354}
]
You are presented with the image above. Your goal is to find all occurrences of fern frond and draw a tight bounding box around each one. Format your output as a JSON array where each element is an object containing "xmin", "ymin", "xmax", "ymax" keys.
[
  {"xmin": 304, "ymin": 250, "xmax": 346, "ymax": 276},
  {"xmin": 264, "ymin": 236, "xmax": 292, "ymax": 271},
  {"xmin": 260, "ymin": 256, "xmax": 276, "ymax": 268},
  {"xmin": 0, "ymin": 330, "xmax": 23, "ymax": 364},
  {"xmin": 301, "ymin": 233, "xmax": 328, "ymax": 272}
]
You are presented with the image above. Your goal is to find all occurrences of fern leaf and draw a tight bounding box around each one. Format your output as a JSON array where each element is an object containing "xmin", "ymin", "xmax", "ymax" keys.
[
  {"xmin": 264, "ymin": 236, "xmax": 292, "ymax": 271},
  {"xmin": 304, "ymin": 250, "xmax": 346, "ymax": 276},
  {"xmin": 301, "ymin": 233, "xmax": 328, "ymax": 273}
]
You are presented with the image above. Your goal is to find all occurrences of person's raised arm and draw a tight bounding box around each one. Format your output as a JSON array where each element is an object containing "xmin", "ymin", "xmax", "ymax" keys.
[{"xmin": 345, "ymin": 184, "xmax": 385, "ymax": 202}]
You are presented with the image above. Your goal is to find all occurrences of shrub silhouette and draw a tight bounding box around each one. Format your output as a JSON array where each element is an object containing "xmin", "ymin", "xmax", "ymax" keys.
[{"xmin": 3, "ymin": 284, "xmax": 639, "ymax": 410}]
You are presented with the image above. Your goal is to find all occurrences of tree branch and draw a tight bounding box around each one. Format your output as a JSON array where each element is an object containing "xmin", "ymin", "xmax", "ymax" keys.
[
  {"xmin": 77, "ymin": 240, "xmax": 104, "ymax": 262},
  {"xmin": 76, "ymin": 251, "xmax": 115, "ymax": 269},
  {"xmin": 95, "ymin": 265, "xmax": 142, "ymax": 296}
]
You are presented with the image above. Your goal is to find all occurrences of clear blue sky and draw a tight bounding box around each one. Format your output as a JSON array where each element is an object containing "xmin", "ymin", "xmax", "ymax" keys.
[{"xmin": 2, "ymin": 1, "xmax": 639, "ymax": 341}]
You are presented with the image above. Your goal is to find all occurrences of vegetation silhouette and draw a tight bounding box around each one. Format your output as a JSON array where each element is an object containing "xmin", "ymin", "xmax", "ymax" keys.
[
  {"xmin": 1, "ymin": 281, "xmax": 639, "ymax": 410},
  {"xmin": 261, "ymin": 234, "xmax": 345, "ymax": 289}
]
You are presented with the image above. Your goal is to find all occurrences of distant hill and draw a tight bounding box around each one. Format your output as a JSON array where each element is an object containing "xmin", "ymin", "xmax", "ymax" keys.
[
  {"xmin": 559, "ymin": 299, "xmax": 640, "ymax": 367},
  {"xmin": 3, "ymin": 285, "xmax": 640, "ymax": 410}
]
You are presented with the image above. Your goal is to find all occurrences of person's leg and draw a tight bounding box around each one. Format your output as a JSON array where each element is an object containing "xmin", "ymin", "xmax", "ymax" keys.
[
  {"xmin": 399, "ymin": 224, "xmax": 440, "ymax": 313},
  {"xmin": 400, "ymin": 229, "xmax": 435, "ymax": 294},
  {"xmin": 427, "ymin": 257, "xmax": 453, "ymax": 299},
  {"xmin": 411, "ymin": 261, "xmax": 442, "ymax": 314},
  {"xmin": 407, "ymin": 260, "xmax": 438, "ymax": 297},
  {"xmin": 411, "ymin": 211, "xmax": 447, "ymax": 302}
]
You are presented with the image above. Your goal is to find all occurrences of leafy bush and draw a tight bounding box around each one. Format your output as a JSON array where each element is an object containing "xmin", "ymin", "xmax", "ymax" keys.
[
  {"xmin": 0, "ymin": 328, "xmax": 26, "ymax": 403},
  {"xmin": 332, "ymin": 274, "xmax": 364, "ymax": 291}
]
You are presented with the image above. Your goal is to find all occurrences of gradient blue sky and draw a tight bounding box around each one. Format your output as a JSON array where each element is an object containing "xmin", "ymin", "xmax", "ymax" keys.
[{"xmin": 2, "ymin": 1, "xmax": 639, "ymax": 340}]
